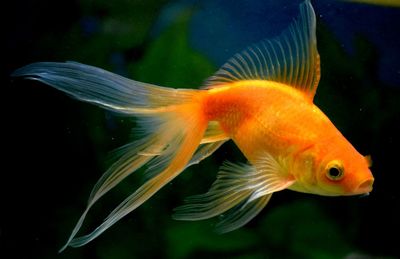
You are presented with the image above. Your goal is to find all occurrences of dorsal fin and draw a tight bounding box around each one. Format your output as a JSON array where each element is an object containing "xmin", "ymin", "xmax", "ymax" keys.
[{"xmin": 205, "ymin": 0, "xmax": 320, "ymax": 101}]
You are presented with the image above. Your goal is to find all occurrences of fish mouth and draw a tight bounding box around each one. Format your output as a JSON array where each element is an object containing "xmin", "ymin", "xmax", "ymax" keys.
[
  {"xmin": 352, "ymin": 178, "xmax": 374, "ymax": 195},
  {"xmin": 359, "ymin": 178, "xmax": 374, "ymax": 190}
]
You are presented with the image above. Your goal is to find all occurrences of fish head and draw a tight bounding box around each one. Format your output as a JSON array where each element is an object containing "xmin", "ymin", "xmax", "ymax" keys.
[{"xmin": 313, "ymin": 140, "xmax": 374, "ymax": 196}]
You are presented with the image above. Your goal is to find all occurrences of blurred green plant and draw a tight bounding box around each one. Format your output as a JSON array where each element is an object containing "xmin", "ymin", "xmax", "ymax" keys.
[
  {"xmin": 259, "ymin": 200, "xmax": 354, "ymax": 259},
  {"xmin": 129, "ymin": 9, "xmax": 215, "ymax": 87}
]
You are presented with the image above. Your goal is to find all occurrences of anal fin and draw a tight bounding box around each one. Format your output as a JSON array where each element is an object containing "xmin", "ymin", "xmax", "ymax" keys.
[
  {"xmin": 215, "ymin": 193, "xmax": 272, "ymax": 233},
  {"xmin": 173, "ymin": 152, "xmax": 295, "ymax": 232}
]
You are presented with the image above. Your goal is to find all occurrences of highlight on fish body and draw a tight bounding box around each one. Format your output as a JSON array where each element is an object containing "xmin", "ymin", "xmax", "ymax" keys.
[{"xmin": 12, "ymin": 0, "xmax": 374, "ymax": 252}]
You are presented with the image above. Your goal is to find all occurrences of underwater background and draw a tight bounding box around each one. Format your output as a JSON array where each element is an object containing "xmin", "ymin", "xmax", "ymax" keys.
[{"xmin": 3, "ymin": 0, "xmax": 400, "ymax": 258}]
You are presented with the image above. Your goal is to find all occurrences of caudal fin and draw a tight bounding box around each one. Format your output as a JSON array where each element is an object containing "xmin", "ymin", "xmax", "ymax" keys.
[{"xmin": 12, "ymin": 62, "xmax": 228, "ymax": 251}]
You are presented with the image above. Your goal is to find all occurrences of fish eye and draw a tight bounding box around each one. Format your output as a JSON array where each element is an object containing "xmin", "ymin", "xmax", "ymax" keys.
[{"xmin": 325, "ymin": 161, "xmax": 344, "ymax": 181}]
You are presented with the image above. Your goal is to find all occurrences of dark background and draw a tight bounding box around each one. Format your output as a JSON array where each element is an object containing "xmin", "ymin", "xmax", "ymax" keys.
[{"xmin": 3, "ymin": 0, "xmax": 400, "ymax": 258}]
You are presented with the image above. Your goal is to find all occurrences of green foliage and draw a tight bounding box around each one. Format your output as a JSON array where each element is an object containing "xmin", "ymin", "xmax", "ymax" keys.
[
  {"xmin": 166, "ymin": 221, "xmax": 257, "ymax": 258},
  {"xmin": 79, "ymin": 0, "xmax": 165, "ymax": 50},
  {"xmin": 40, "ymin": 0, "xmax": 168, "ymax": 67},
  {"xmin": 130, "ymin": 10, "xmax": 215, "ymax": 87},
  {"xmin": 260, "ymin": 200, "xmax": 353, "ymax": 259}
]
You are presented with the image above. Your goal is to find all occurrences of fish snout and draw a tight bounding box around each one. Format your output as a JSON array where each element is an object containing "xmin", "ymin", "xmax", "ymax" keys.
[{"xmin": 355, "ymin": 177, "xmax": 374, "ymax": 194}]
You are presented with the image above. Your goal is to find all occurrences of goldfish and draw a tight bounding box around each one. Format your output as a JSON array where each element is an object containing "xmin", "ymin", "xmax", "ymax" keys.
[{"xmin": 12, "ymin": 0, "xmax": 374, "ymax": 252}]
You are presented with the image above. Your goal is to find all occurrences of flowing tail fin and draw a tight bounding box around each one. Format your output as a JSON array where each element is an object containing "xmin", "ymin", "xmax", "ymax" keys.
[{"xmin": 12, "ymin": 62, "xmax": 228, "ymax": 251}]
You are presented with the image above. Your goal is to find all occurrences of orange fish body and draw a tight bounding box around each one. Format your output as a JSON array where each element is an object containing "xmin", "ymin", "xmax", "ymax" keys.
[
  {"xmin": 203, "ymin": 81, "xmax": 320, "ymax": 160},
  {"xmin": 201, "ymin": 80, "xmax": 372, "ymax": 196},
  {"xmin": 12, "ymin": 0, "xmax": 373, "ymax": 251}
]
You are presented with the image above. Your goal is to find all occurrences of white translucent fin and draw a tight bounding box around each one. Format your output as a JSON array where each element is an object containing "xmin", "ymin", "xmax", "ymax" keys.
[
  {"xmin": 205, "ymin": 0, "xmax": 320, "ymax": 100},
  {"xmin": 59, "ymin": 106, "xmax": 208, "ymax": 251},
  {"xmin": 186, "ymin": 140, "xmax": 227, "ymax": 169},
  {"xmin": 58, "ymin": 138, "xmax": 156, "ymax": 252},
  {"xmin": 13, "ymin": 61, "xmax": 227, "ymax": 251},
  {"xmin": 12, "ymin": 61, "xmax": 199, "ymax": 114},
  {"xmin": 215, "ymin": 193, "xmax": 272, "ymax": 233},
  {"xmin": 182, "ymin": 121, "xmax": 229, "ymax": 169},
  {"xmin": 75, "ymin": 139, "xmax": 227, "ymax": 250},
  {"xmin": 173, "ymin": 153, "xmax": 294, "ymax": 231},
  {"xmin": 173, "ymin": 163, "xmax": 256, "ymax": 221},
  {"xmin": 201, "ymin": 121, "xmax": 229, "ymax": 144}
]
